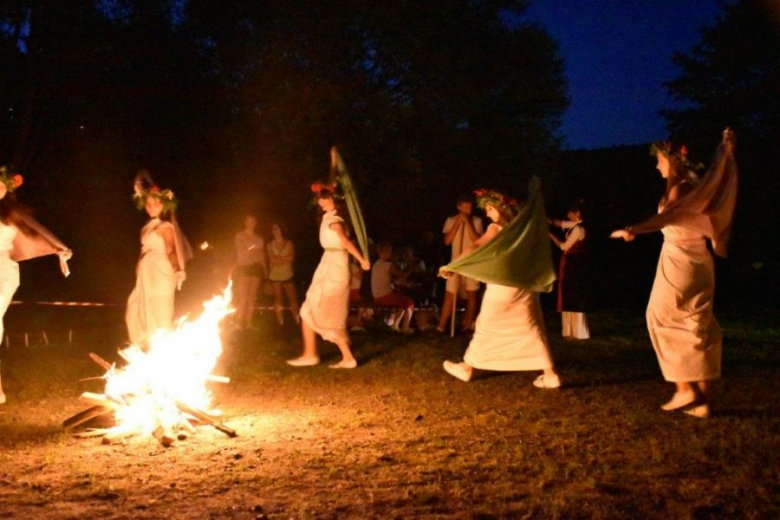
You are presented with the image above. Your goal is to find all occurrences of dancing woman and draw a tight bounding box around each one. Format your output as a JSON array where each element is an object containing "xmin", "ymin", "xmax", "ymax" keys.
[
  {"xmin": 611, "ymin": 128, "xmax": 738, "ymax": 418},
  {"xmin": 287, "ymin": 186, "xmax": 370, "ymax": 368},
  {"xmin": 126, "ymin": 171, "xmax": 192, "ymax": 349},
  {"xmin": 0, "ymin": 168, "xmax": 72, "ymax": 405},
  {"xmin": 442, "ymin": 185, "xmax": 561, "ymax": 388},
  {"xmin": 549, "ymin": 199, "xmax": 590, "ymax": 339}
]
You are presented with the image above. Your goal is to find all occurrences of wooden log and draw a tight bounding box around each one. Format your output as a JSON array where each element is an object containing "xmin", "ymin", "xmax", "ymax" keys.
[
  {"xmin": 79, "ymin": 392, "xmax": 121, "ymax": 410},
  {"xmin": 89, "ymin": 353, "xmax": 112, "ymax": 372},
  {"xmin": 63, "ymin": 405, "xmax": 112, "ymax": 430},
  {"xmin": 74, "ymin": 429, "xmax": 110, "ymax": 438},
  {"xmin": 152, "ymin": 426, "xmax": 175, "ymax": 448},
  {"xmin": 175, "ymin": 401, "xmax": 237, "ymax": 438}
]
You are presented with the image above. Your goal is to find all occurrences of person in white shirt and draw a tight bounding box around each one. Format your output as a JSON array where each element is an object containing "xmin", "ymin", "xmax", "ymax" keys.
[{"xmin": 437, "ymin": 194, "xmax": 483, "ymax": 333}]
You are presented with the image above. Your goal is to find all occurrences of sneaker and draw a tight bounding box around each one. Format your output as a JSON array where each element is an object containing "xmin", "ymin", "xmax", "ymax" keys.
[
  {"xmin": 286, "ymin": 356, "xmax": 320, "ymax": 367},
  {"xmin": 443, "ymin": 360, "xmax": 472, "ymax": 382},
  {"xmin": 533, "ymin": 374, "xmax": 561, "ymax": 389}
]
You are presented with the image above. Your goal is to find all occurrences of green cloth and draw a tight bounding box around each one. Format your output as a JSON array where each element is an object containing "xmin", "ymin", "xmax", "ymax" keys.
[
  {"xmin": 329, "ymin": 148, "xmax": 371, "ymax": 262},
  {"xmin": 444, "ymin": 176, "xmax": 556, "ymax": 293}
]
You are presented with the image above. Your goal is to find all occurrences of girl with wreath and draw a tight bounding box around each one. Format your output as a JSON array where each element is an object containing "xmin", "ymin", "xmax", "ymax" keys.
[
  {"xmin": 0, "ymin": 168, "xmax": 72, "ymax": 405},
  {"xmin": 287, "ymin": 148, "xmax": 371, "ymax": 369},
  {"xmin": 125, "ymin": 170, "xmax": 192, "ymax": 349},
  {"xmin": 611, "ymin": 128, "xmax": 738, "ymax": 418},
  {"xmin": 442, "ymin": 183, "xmax": 561, "ymax": 388}
]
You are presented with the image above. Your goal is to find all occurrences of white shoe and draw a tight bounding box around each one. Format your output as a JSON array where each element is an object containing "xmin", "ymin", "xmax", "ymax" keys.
[
  {"xmin": 533, "ymin": 374, "xmax": 561, "ymax": 389},
  {"xmin": 660, "ymin": 391, "xmax": 697, "ymax": 411},
  {"xmin": 0, "ymin": 392, "xmax": 6, "ymax": 405},
  {"xmin": 329, "ymin": 359, "xmax": 358, "ymax": 369},
  {"xmin": 683, "ymin": 404, "xmax": 710, "ymax": 419},
  {"xmin": 443, "ymin": 361, "xmax": 472, "ymax": 382},
  {"xmin": 286, "ymin": 356, "xmax": 320, "ymax": 367}
]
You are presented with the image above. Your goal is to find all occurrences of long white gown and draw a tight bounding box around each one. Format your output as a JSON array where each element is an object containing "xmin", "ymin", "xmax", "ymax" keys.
[
  {"xmin": 299, "ymin": 210, "xmax": 350, "ymax": 344},
  {"xmin": 463, "ymin": 224, "xmax": 554, "ymax": 371},
  {"xmin": 646, "ymin": 218, "xmax": 721, "ymax": 382},
  {"xmin": 0, "ymin": 223, "xmax": 20, "ymax": 343},
  {"xmin": 126, "ymin": 218, "xmax": 177, "ymax": 347}
]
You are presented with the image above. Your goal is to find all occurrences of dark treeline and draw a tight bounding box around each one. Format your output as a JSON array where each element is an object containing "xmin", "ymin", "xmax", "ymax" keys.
[{"xmin": 0, "ymin": 0, "xmax": 777, "ymax": 309}]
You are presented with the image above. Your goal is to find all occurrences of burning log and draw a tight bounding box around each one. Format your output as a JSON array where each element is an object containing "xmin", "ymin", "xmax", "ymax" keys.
[
  {"xmin": 63, "ymin": 405, "xmax": 113, "ymax": 430},
  {"xmin": 175, "ymin": 400, "xmax": 237, "ymax": 438}
]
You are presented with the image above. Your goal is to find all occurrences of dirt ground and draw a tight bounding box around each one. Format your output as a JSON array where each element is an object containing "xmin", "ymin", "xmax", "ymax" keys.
[{"xmin": 0, "ymin": 309, "xmax": 778, "ymax": 519}]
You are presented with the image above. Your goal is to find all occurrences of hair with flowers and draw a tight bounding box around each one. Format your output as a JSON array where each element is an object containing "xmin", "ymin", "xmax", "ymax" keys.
[
  {"xmin": 650, "ymin": 140, "xmax": 705, "ymax": 174},
  {"xmin": 0, "ymin": 166, "xmax": 23, "ymax": 195},
  {"xmin": 133, "ymin": 169, "xmax": 178, "ymax": 213},
  {"xmin": 474, "ymin": 188, "xmax": 520, "ymax": 219}
]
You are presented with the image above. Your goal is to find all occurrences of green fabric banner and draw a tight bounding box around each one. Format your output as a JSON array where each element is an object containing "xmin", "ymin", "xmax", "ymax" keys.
[
  {"xmin": 443, "ymin": 176, "xmax": 556, "ymax": 293},
  {"xmin": 329, "ymin": 148, "xmax": 371, "ymax": 262}
]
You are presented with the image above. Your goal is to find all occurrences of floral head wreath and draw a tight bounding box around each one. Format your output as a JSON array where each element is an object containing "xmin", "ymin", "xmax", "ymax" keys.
[
  {"xmin": 309, "ymin": 180, "xmax": 344, "ymax": 206},
  {"xmin": 650, "ymin": 140, "xmax": 705, "ymax": 174},
  {"xmin": 474, "ymin": 188, "xmax": 520, "ymax": 219},
  {"xmin": 0, "ymin": 166, "xmax": 23, "ymax": 196},
  {"xmin": 133, "ymin": 170, "xmax": 178, "ymax": 213}
]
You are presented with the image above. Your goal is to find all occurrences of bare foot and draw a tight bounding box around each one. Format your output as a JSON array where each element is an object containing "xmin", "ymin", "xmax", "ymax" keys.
[{"xmin": 660, "ymin": 391, "xmax": 697, "ymax": 411}]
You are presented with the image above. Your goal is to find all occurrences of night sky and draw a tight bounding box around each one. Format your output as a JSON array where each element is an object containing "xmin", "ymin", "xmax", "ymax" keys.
[{"xmin": 522, "ymin": 0, "xmax": 730, "ymax": 150}]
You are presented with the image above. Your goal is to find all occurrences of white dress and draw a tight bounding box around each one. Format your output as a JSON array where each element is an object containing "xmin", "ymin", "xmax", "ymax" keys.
[
  {"xmin": 646, "ymin": 217, "xmax": 721, "ymax": 382},
  {"xmin": 126, "ymin": 219, "xmax": 177, "ymax": 347},
  {"xmin": 0, "ymin": 222, "xmax": 20, "ymax": 341},
  {"xmin": 463, "ymin": 224, "xmax": 554, "ymax": 371},
  {"xmin": 299, "ymin": 210, "xmax": 350, "ymax": 343}
]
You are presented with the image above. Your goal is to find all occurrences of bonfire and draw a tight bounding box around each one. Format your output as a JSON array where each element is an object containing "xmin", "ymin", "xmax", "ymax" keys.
[{"xmin": 64, "ymin": 285, "xmax": 237, "ymax": 446}]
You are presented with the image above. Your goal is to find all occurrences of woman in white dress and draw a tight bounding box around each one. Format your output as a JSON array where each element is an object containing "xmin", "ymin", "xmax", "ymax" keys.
[
  {"xmin": 126, "ymin": 173, "xmax": 191, "ymax": 349},
  {"xmin": 287, "ymin": 188, "xmax": 370, "ymax": 369},
  {"xmin": 268, "ymin": 221, "xmax": 300, "ymax": 326},
  {"xmin": 0, "ymin": 170, "xmax": 72, "ymax": 405},
  {"xmin": 612, "ymin": 129, "xmax": 738, "ymax": 418},
  {"xmin": 233, "ymin": 214, "xmax": 266, "ymax": 330},
  {"xmin": 443, "ymin": 190, "xmax": 561, "ymax": 389}
]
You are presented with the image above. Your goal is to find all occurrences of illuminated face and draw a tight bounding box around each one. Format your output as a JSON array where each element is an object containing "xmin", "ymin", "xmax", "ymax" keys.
[
  {"xmin": 318, "ymin": 197, "xmax": 335, "ymax": 211},
  {"xmin": 244, "ymin": 215, "xmax": 257, "ymax": 232},
  {"xmin": 567, "ymin": 210, "xmax": 581, "ymax": 222},
  {"xmin": 485, "ymin": 203, "xmax": 500, "ymax": 223},
  {"xmin": 145, "ymin": 196, "xmax": 164, "ymax": 218},
  {"xmin": 457, "ymin": 201, "xmax": 473, "ymax": 215},
  {"xmin": 656, "ymin": 152, "xmax": 671, "ymax": 179},
  {"xmin": 271, "ymin": 224, "xmax": 282, "ymax": 239}
]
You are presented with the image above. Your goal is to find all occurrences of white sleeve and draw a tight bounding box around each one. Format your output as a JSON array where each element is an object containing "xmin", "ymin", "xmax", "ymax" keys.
[{"xmin": 442, "ymin": 217, "xmax": 454, "ymax": 234}]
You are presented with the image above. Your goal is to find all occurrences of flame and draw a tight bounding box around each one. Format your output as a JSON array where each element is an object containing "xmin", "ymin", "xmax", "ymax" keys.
[
  {"xmin": 200, "ymin": 241, "xmax": 211, "ymax": 251},
  {"xmin": 96, "ymin": 284, "xmax": 233, "ymax": 440}
]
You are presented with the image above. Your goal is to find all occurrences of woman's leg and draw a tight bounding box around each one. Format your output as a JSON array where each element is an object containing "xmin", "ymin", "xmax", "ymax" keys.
[
  {"xmin": 244, "ymin": 276, "xmax": 261, "ymax": 328},
  {"xmin": 234, "ymin": 276, "xmax": 248, "ymax": 327},
  {"xmin": 272, "ymin": 282, "xmax": 284, "ymax": 325},
  {"xmin": 283, "ymin": 282, "xmax": 300, "ymax": 324},
  {"xmin": 331, "ymin": 336, "xmax": 357, "ymax": 367},
  {"xmin": 300, "ymin": 319, "xmax": 319, "ymax": 358}
]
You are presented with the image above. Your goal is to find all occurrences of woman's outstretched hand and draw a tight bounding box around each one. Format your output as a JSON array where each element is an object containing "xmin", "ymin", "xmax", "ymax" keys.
[
  {"xmin": 610, "ymin": 229, "xmax": 635, "ymax": 242},
  {"xmin": 438, "ymin": 267, "xmax": 452, "ymax": 279},
  {"xmin": 360, "ymin": 259, "xmax": 370, "ymax": 271}
]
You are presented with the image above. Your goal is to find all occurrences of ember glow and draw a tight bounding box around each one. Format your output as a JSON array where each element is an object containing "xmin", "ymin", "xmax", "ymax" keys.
[{"xmin": 68, "ymin": 285, "xmax": 236, "ymax": 445}]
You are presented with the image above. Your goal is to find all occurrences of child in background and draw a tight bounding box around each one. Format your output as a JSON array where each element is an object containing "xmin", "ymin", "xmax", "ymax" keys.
[{"xmin": 372, "ymin": 242, "xmax": 415, "ymax": 334}]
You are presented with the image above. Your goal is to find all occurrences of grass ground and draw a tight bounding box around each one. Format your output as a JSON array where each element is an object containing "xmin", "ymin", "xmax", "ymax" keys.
[{"xmin": 0, "ymin": 309, "xmax": 778, "ymax": 519}]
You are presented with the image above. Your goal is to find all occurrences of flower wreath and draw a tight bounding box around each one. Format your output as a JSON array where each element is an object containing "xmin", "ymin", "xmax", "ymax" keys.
[
  {"xmin": 0, "ymin": 166, "xmax": 24, "ymax": 195},
  {"xmin": 133, "ymin": 182, "xmax": 178, "ymax": 213},
  {"xmin": 474, "ymin": 188, "xmax": 520, "ymax": 219},
  {"xmin": 309, "ymin": 180, "xmax": 344, "ymax": 205},
  {"xmin": 650, "ymin": 141, "xmax": 705, "ymax": 174}
]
